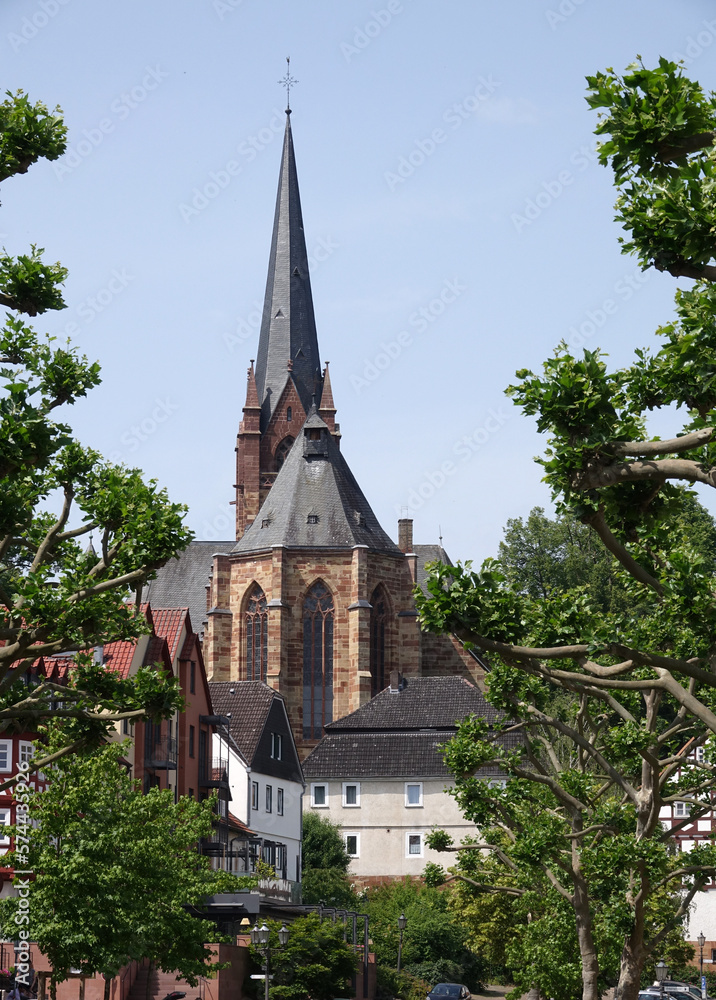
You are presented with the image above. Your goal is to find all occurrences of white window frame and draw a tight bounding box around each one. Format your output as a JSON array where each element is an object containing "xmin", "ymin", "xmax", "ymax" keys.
[
  {"xmin": 0, "ymin": 808, "xmax": 9, "ymax": 854},
  {"xmin": 271, "ymin": 733, "xmax": 283, "ymax": 760},
  {"xmin": 696, "ymin": 745, "xmax": 706, "ymax": 763},
  {"xmin": 311, "ymin": 783, "xmax": 328, "ymax": 808},
  {"xmin": 277, "ymin": 788, "xmax": 284, "ymax": 816},
  {"xmin": 344, "ymin": 832, "xmax": 360, "ymax": 858},
  {"xmin": 405, "ymin": 782, "xmax": 423, "ymax": 807},
  {"xmin": 674, "ymin": 801, "xmax": 690, "ymax": 817},
  {"xmin": 342, "ymin": 782, "xmax": 360, "ymax": 807},
  {"xmin": 0, "ymin": 741, "xmax": 12, "ymax": 774},
  {"xmin": 406, "ymin": 832, "xmax": 424, "ymax": 858},
  {"xmin": 251, "ymin": 781, "xmax": 259, "ymax": 811},
  {"xmin": 266, "ymin": 785, "xmax": 272, "ymax": 813},
  {"xmin": 19, "ymin": 741, "xmax": 33, "ymax": 768}
]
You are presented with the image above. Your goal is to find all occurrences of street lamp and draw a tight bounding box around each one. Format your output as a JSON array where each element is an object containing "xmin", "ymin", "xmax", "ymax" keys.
[
  {"xmin": 251, "ymin": 922, "xmax": 289, "ymax": 1000},
  {"xmin": 699, "ymin": 933, "xmax": 707, "ymax": 989},
  {"xmin": 397, "ymin": 913, "xmax": 407, "ymax": 973},
  {"xmin": 655, "ymin": 960, "xmax": 668, "ymax": 1000}
]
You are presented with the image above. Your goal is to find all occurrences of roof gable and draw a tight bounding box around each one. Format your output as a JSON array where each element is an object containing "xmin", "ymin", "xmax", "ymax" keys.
[{"xmin": 232, "ymin": 411, "xmax": 401, "ymax": 555}]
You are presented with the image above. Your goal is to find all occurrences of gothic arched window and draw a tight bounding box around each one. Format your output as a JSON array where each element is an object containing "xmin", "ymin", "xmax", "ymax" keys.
[
  {"xmin": 275, "ymin": 436, "xmax": 294, "ymax": 472},
  {"xmin": 370, "ymin": 586, "xmax": 387, "ymax": 697},
  {"xmin": 245, "ymin": 584, "xmax": 268, "ymax": 682},
  {"xmin": 303, "ymin": 581, "xmax": 334, "ymax": 739}
]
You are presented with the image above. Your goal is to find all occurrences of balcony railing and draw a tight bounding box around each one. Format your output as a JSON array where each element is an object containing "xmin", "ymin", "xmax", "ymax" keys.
[
  {"xmin": 198, "ymin": 756, "xmax": 229, "ymax": 787},
  {"xmin": 145, "ymin": 736, "xmax": 177, "ymax": 770}
]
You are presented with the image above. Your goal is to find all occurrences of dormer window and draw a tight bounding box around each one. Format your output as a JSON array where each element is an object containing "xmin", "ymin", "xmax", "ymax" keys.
[
  {"xmin": 308, "ymin": 429, "xmax": 321, "ymax": 441},
  {"xmin": 261, "ymin": 518, "xmax": 271, "ymax": 529},
  {"xmin": 307, "ymin": 514, "xmax": 319, "ymax": 525},
  {"xmin": 287, "ymin": 407, "xmax": 292, "ymax": 422}
]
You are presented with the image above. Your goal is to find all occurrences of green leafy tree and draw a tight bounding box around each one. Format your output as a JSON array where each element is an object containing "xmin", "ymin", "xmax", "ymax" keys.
[
  {"xmin": 417, "ymin": 56, "xmax": 716, "ymax": 1000},
  {"xmin": 363, "ymin": 878, "xmax": 484, "ymax": 991},
  {"xmin": 0, "ymin": 740, "xmax": 247, "ymax": 983},
  {"xmin": 301, "ymin": 811, "xmax": 358, "ymax": 908},
  {"xmin": 248, "ymin": 914, "xmax": 356, "ymax": 1000},
  {"xmin": 0, "ymin": 91, "xmax": 192, "ymax": 771}
]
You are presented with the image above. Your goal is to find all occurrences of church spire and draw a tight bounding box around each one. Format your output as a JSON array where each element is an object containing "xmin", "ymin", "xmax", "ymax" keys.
[{"xmin": 254, "ymin": 111, "xmax": 322, "ymax": 433}]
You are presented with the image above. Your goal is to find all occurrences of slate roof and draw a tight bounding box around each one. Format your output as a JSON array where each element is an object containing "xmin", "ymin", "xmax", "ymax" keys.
[
  {"xmin": 414, "ymin": 544, "xmax": 452, "ymax": 596},
  {"xmin": 324, "ymin": 676, "xmax": 501, "ymax": 730},
  {"xmin": 233, "ymin": 411, "xmax": 401, "ymax": 555},
  {"xmin": 302, "ymin": 729, "xmax": 520, "ymax": 780},
  {"xmin": 144, "ymin": 541, "xmax": 234, "ymax": 637},
  {"xmin": 303, "ymin": 675, "xmax": 517, "ymax": 781},
  {"xmin": 210, "ymin": 681, "xmax": 304, "ymax": 784},
  {"xmin": 255, "ymin": 112, "xmax": 322, "ymax": 431}
]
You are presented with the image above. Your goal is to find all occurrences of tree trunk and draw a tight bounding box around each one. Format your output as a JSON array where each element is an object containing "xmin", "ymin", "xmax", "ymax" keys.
[
  {"xmin": 103, "ymin": 976, "xmax": 111, "ymax": 1000},
  {"xmin": 145, "ymin": 962, "xmax": 153, "ymax": 1000},
  {"xmin": 616, "ymin": 942, "xmax": 645, "ymax": 1000},
  {"xmin": 571, "ymin": 817, "xmax": 601, "ymax": 1000},
  {"xmin": 50, "ymin": 977, "xmax": 56, "ymax": 1000},
  {"xmin": 37, "ymin": 972, "xmax": 47, "ymax": 1000}
]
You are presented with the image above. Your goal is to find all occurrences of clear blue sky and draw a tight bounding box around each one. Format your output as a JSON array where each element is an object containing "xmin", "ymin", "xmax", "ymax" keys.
[{"xmin": 3, "ymin": 0, "xmax": 716, "ymax": 562}]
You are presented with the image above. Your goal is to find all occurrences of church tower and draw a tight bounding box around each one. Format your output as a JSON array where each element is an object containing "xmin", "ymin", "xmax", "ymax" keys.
[{"xmin": 203, "ymin": 108, "xmax": 481, "ymax": 754}]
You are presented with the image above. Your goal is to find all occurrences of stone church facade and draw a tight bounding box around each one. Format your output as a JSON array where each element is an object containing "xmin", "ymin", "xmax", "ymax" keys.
[{"xmin": 147, "ymin": 109, "xmax": 481, "ymax": 754}]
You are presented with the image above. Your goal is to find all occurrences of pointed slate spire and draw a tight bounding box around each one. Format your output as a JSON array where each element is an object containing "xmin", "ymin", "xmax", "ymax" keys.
[{"xmin": 254, "ymin": 113, "xmax": 322, "ymax": 432}]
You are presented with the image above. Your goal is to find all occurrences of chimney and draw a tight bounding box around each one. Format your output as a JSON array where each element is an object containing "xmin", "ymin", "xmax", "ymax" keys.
[
  {"xmin": 398, "ymin": 518, "xmax": 413, "ymax": 553},
  {"xmin": 389, "ymin": 670, "xmax": 403, "ymax": 693}
]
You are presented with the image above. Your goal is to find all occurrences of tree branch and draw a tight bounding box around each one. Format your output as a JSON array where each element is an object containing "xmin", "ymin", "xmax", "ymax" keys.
[
  {"xmin": 585, "ymin": 506, "xmax": 663, "ymax": 595},
  {"xmin": 608, "ymin": 428, "xmax": 715, "ymax": 457}
]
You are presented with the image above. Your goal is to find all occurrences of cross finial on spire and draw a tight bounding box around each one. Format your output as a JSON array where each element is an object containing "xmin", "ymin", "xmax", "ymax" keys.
[{"xmin": 279, "ymin": 57, "xmax": 298, "ymax": 114}]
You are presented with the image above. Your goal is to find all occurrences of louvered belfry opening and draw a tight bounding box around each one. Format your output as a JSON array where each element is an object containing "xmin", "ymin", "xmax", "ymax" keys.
[
  {"xmin": 245, "ymin": 584, "xmax": 268, "ymax": 682},
  {"xmin": 370, "ymin": 586, "xmax": 388, "ymax": 697},
  {"xmin": 302, "ymin": 581, "xmax": 334, "ymax": 739}
]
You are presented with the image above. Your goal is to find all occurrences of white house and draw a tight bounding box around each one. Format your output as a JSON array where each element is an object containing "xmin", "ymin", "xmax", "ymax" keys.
[
  {"xmin": 210, "ymin": 681, "xmax": 304, "ymax": 892},
  {"xmin": 302, "ymin": 674, "xmax": 515, "ymax": 885}
]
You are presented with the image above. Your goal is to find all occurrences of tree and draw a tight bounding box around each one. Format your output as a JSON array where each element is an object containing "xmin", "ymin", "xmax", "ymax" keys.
[
  {"xmin": 301, "ymin": 811, "xmax": 358, "ymax": 908},
  {"xmin": 417, "ymin": 58, "xmax": 716, "ymax": 1000},
  {"xmin": 0, "ymin": 90, "xmax": 192, "ymax": 770},
  {"xmin": 363, "ymin": 878, "xmax": 484, "ymax": 991},
  {"xmin": 0, "ymin": 740, "xmax": 246, "ymax": 983},
  {"xmin": 248, "ymin": 914, "xmax": 357, "ymax": 1000}
]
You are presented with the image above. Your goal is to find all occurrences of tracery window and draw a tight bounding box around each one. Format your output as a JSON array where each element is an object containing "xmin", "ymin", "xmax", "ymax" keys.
[
  {"xmin": 274, "ymin": 436, "xmax": 294, "ymax": 471},
  {"xmin": 369, "ymin": 586, "xmax": 387, "ymax": 697},
  {"xmin": 303, "ymin": 581, "xmax": 334, "ymax": 739},
  {"xmin": 246, "ymin": 584, "xmax": 268, "ymax": 682}
]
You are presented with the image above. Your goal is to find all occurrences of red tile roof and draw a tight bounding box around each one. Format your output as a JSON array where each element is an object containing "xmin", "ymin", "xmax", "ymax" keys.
[
  {"xmin": 102, "ymin": 641, "xmax": 139, "ymax": 680},
  {"xmin": 228, "ymin": 812, "xmax": 254, "ymax": 835},
  {"xmin": 150, "ymin": 607, "xmax": 188, "ymax": 661}
]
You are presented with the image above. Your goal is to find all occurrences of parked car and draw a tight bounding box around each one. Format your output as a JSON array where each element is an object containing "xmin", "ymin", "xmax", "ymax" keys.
[
  {"xmin": 426, "ymin": 986, "xmax": 471, "ymax": 1000},
  {"xmin": 639, "ymin": 990, "xmax": 698, "ymax": 1000},
  {"xmin": 653, "ymin": 983, "xmax": 707, "ymax": 1000}
]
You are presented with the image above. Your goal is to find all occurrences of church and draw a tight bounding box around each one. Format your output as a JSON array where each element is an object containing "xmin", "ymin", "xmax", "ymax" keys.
[{"xmin": 146, "ymin": 106, "xmax": 483, "ymax": 755}]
